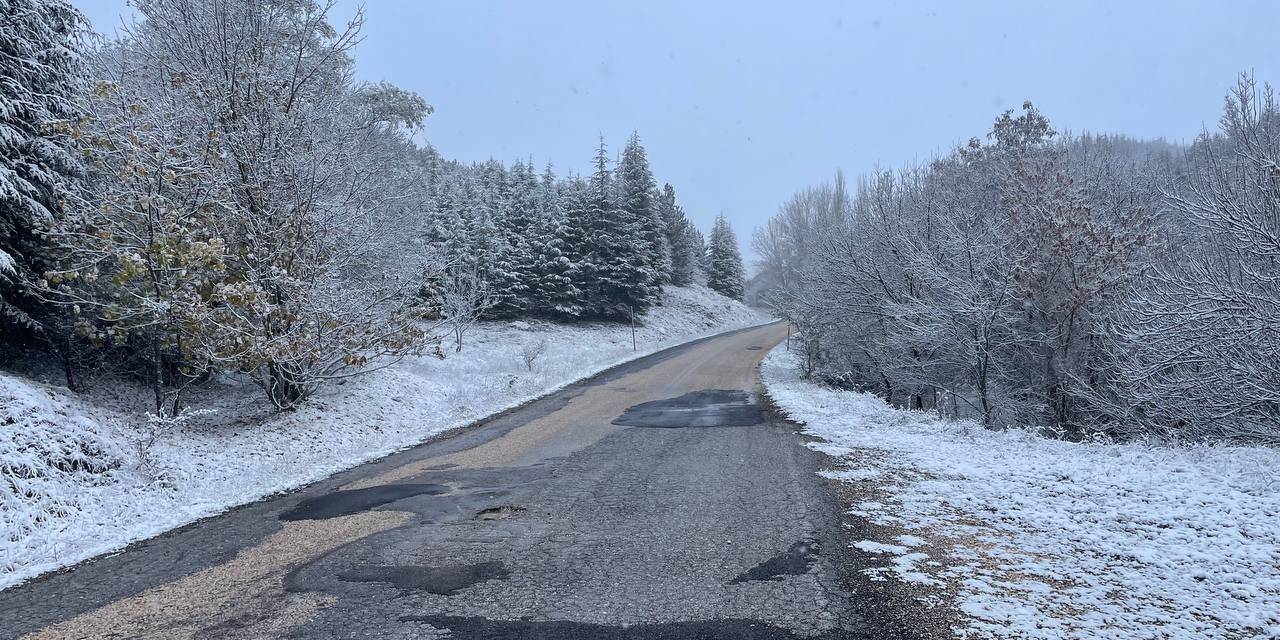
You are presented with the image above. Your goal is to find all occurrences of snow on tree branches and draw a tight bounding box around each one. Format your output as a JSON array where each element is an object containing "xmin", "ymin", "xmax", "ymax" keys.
[
  {"xmin": 706, "ymin": 214, "xmax": 745, "ymax": 301},
  {"xmin": 755, "ymin": 89, "xmax": 1280, "ymax": 443},
  {"xmin": 0, "ymin": 0, "xmax": 86, "ymax": 331},
  {"xmin": 38, "ymin": 0, "xmax": 440, "ymax": 411},
  {"xmin": 420, "ymin": 133, "xmax": 709, "ymax": 323},
  {"xmin": 1, "ymin": 0, "xmax": 735, "ymax": 416}
]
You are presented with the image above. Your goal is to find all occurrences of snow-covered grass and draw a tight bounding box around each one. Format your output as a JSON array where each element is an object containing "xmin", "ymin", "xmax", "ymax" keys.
[
  {"xmin": 0, "ymin": 285, "xmax": 770, "ymax": 591},
  {"xmin": 762, "ymin": 346, "xmax": 1280, "ymax": 640}
]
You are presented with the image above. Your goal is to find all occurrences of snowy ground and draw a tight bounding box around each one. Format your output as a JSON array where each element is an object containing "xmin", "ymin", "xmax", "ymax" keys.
[
  {"xmin": 0, "ymin": 286, "xmax": 770, "ymax": 591},
  {"xmin": 762, "ymin": 347, "xmax": 1280, "ymax": 640}
]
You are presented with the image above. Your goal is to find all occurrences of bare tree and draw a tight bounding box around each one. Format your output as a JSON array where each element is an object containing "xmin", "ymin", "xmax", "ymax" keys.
[
  {"xmin": 520, "ymin": 338, "xmax": 548, "ymax": 371},
  {"xmin": 761, "ymin": 102, "xmax": 1164, "ymax": 432},
  {"xmin": 440, "ymin": 267, "xmax": 495, "ymax": 354},
  {"xmin": 1097, "ymin": 75, "xmax": 1280, "ymax": 443}
]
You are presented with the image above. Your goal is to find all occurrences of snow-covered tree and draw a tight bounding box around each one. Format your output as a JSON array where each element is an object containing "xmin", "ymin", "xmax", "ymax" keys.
[
  {"xmin": 40, "ymin": 68, "xmax": 232, "ymax": 413},
  {"xmin": 486, "ymin": 160, "xmax": 539, "ymax": 318},
  {"xmin": 439, "ymin": 266, "xmax": 495, "ymax": 353},
  {"xmin": 1096, "ymin": 75, "xmax": 1280, "ymax": 443},
  {"xmin": 618, "ymin": 132, "xmax": 669, "ymax": 295},
  {"xmin": 0, "ymin": 0, "xmax": 85, "ymax": 332},
  {"xmin": 415, "ymin": 132, "xmax": 702, "ymax": 323},
  {"xmin": 660, "ymin": 183, "xmax": 701, "ymax": 286},
  {"xmin": 760, "ymin": 103, "xmax": 1168, "ymax": 432},
  {"xmin": 45, "ymin": 0, "xmax": 439, "ymax": 410},
  {"xmin": 705, "ymin": 214, "xmax": 745, "ymax": 300},
  {"xmin": 684, "ymin": 223, "xmax": 707, "ymax": 283},
  {"xmin": 581, "ymin": 136, "xmax": 653, "ymax": 319},
  {"xmin": 529, "ymin": 165, "xmax": 584, "ymax": 318}
]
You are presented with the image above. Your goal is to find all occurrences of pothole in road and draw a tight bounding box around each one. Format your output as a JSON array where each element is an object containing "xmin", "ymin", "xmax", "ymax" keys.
[
  {"xmin": 279, "ymin": 484, "xmax": 450, "ymax": 521},
  {"xmin": 746, "ymin": 345, "xmax": 764, "ymax": 350},
  {"xmin": 339, "ymin": 561, "xmax": 509, "ymax": 596},
  {"xmin": 612, "ymin": 390, "xmax": 764, "ymax": 428},
  {"xmin": 474, "ymin": 505, "xmax": 526, "ymax": 521},
  {"xmin": 730, "ymin": 539, "xmax": 819, "ymax": 584}
]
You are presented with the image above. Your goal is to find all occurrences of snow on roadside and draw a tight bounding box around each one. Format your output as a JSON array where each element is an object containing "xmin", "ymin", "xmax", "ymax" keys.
[
  {"xmin": 761, "ymin": 346, "xmax": 1280, "ymax": 640},
  {"xmin": 0, "ymin": 285, "xmax": 770, "ymax": 591}
]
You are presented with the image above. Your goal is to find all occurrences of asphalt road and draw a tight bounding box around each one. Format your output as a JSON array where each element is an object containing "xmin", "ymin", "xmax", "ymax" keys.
[{"xmin": 1, "ymin": 323, "xmax": 941, "ymax": 639}]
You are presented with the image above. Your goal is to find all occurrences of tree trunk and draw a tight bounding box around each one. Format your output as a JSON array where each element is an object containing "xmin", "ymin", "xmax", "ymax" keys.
[
  {"xmin": 62, "ymin": 356, "xmax": 80, "ymax": 393},
  {"xmin": 152, "ymin": 338, "xmax": 165, "ymax": 415},
  {"xmin": 48, "ymin": 331, "xmax": 81, "ymax": 393},
  {"xmin": 266, "ymin": 361, "xmax": 308, "ymax": 410},
  {"xmin": 977, "ymin": 354, "xmax": 994, "ymax": 428}
]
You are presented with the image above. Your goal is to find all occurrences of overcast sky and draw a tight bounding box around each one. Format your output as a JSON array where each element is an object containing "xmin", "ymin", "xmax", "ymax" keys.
[{"xmin": 76, "ymin": 0, "xmax": 1278, "ymax": 259}]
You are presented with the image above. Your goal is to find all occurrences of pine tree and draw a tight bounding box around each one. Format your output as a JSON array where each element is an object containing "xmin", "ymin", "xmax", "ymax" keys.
[
  {"xmin": 685, "ymin": 223, "xmax": 707, "ymax": 283},
  {"xmin": 530, "ymin": 166, "xmax": 584, "ymax": 318},
  {"xmin": 706, "ymin": 214, "xmax": 745, "ymax": 300},
  {"xmin": 562, "ymin": 175, "xmax": 602, "ymax": 316},
  {"xmin": 618, "ymin": 132, "xmax": 669, "ymax": 296},
  {"xmin": 431, "ymin": 174, "xmax": 509, "ymax": 314},
  {"xmin": 421, "ymin": 137, "xmax": 693, "ymax": 322},
  {"xmin": 469, "ymin": 187, "xmax": 504, "ymax": 285},
  {"xmin": 486, "ymin": 160, "xmax": 535, "ymax": 317},
  {"xmin": 429, "ymin": 178, "xmax": 469, "ymax": 264},
  {"xmin": 0, "ymin": 0, "xmax": 85, "ymax": 332},
  {"xmin": 582, "ymin": 136, "xmax": 653, "ymax": 319},
  {"xmin": 659, "ymin": 183, "xmax": 698, "ymax": 286}
]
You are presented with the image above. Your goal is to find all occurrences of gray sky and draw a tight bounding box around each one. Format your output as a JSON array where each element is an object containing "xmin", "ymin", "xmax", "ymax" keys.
[{"xmin": 76, "ymin": 0, "xmax": 1278, "ymax": 259}]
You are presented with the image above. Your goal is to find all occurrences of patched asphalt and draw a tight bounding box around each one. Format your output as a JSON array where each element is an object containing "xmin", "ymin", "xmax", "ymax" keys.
[
  {"xmin": 280, "ymin": 484, "xmax": 451, "ymax": 521},
  {"xmin": 0, "ymin": 323, "xmax": 952, "ymax": 639},
  {"xmin": 337, "ymin": 561, "xmax": 510, "ymax": 596},
  {"xmin": 611, "ymin": 389, "xmax": 766, "ymax": 427}
]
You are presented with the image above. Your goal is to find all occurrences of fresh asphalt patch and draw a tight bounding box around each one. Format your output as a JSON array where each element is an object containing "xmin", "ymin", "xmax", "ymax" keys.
[
  {"xmin": 279, "ymin": 484, "xmax": 450, "ymax": 521},
  {"xmin": 611, "ymin": 389, "xmax": 765, "ymax": 428}
]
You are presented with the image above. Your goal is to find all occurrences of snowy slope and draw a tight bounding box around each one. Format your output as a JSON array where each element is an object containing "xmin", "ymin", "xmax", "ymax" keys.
[
  {"xmin": 0, "ymin": 286, "xmax": 770, "ymax": 591},
  {"xmin": 762, "ymin": 347, "xmax": 1280, "ymax": 640}
]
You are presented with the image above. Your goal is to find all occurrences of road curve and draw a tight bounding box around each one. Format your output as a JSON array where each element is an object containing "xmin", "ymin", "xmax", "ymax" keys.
[{"xmin": 1, "ymin": 322, "xmax": 912, "ymax": 639}]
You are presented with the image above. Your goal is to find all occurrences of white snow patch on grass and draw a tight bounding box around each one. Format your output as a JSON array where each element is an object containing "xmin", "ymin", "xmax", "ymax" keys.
[
  {"xmin": 762, "ymin": 346, "xmax": 1280, "ymax": 640},
  {"xmin": 1, "ymin": 286, "xmax": 770, "ymax": 591},
  {"xmin": 806, "ymin": 441, "xmax": 855, "ymax": 457},
  {"xmin": 854, "ymin": 540, "xmax": 908, "ymax": 554},
  {"xmin": 896, "ymin": 535, "xmax": 927, "ymax": 548}
]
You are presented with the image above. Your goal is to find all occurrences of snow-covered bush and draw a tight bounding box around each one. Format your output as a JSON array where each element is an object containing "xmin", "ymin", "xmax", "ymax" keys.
[
  {"xmin": 1, "ymin": 374, "xmax": 130, "ymax": 575},
  {"xmin": 130, "ymin": 408, "xmax": 214, "ymax": 483},
  {"xmin": 519, "ymin": 338, "xmax": 548, "ymax": 371}
]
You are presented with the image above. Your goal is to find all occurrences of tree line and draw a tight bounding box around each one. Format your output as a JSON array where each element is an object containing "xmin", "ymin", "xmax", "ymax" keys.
[
  {"xmin": 755, "ymin": 78, "xmax": 1278, "ymax": 444},
  {"xmin": 418, "ymin": 133, "xmax": 735, "ymax": 324},
  {"xmin": 0, "ymin": 0, "xmax": 747, "ymax": 414}
]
